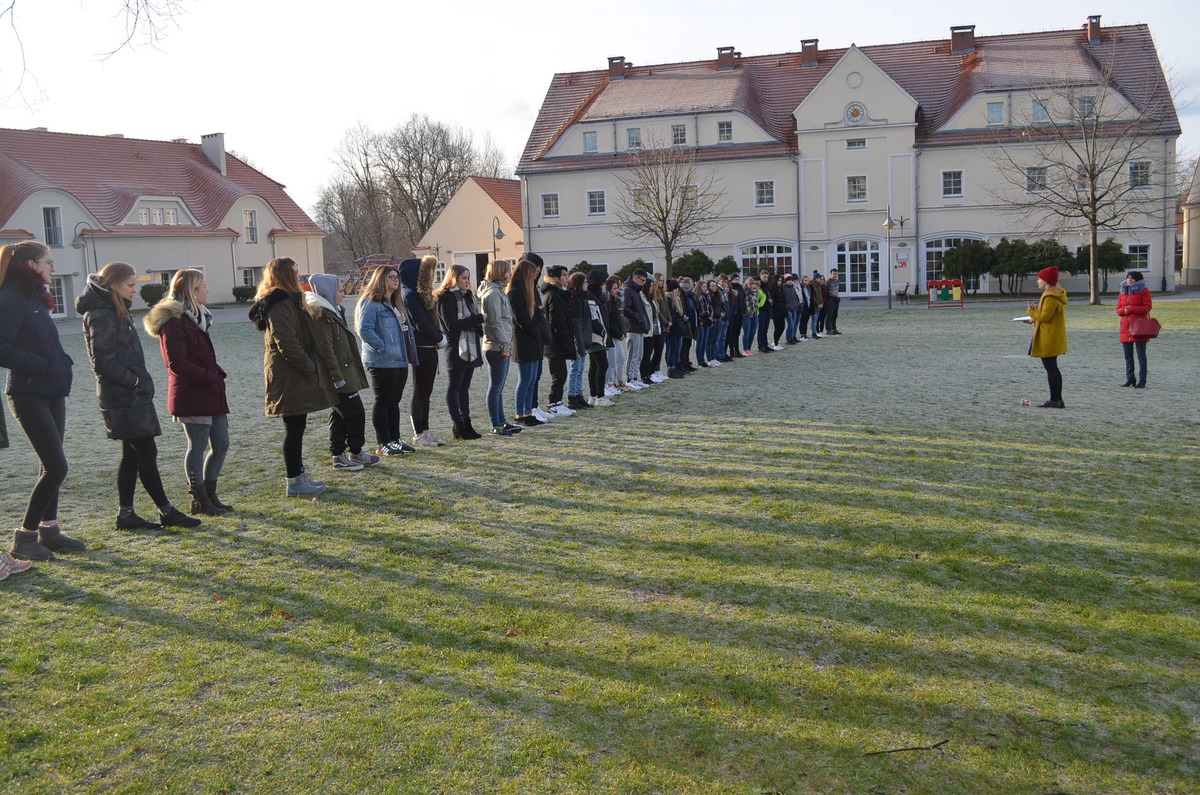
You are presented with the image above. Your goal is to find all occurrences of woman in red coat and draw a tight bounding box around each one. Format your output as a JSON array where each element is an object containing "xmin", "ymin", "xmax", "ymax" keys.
[{"xmin": 1116, "ymin": 270, "xmax": 1153, "ymax": 388}]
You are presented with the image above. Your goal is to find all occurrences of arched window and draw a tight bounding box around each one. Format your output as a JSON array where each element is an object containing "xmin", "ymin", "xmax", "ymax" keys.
[
  {"xmin": 836, "ymin": 239, "xmax": 880, "ymax": 294},
  {"xmin": 925, "ymin": 237, "xmax": 983, "ymax": 291},
  {"xmin": 739, "ymin": 243, "xmax": 794, "ymax": 279}
]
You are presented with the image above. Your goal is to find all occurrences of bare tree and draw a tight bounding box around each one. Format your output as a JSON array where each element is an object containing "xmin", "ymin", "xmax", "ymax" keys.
[
  {"xmin": 982, "ymin": 51, "xmax": 1181, "ymax": 304},
  {"xmin": 612, "ymin": 133, "xmax": 727, "ymax": 277}
]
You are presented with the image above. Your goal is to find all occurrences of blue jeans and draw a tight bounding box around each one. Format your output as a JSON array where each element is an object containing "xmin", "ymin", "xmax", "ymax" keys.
[
  {"xmin": 742, "ymin": 316, "xmax": 758, "ymax": 350},
  {"xmin": 713, "ymin": 320, "xmax": 729, "ymax": 360},
  {"xmin": 696, "ymin": 326, "xmax": 711, "ymax": 362},
  {"xmin": 568, "ymin": 354, "xmax": 585, "ymax": 397},
  {"xmin": 665, "ymin": 335, "xmax": 682, "ymax": 369},
  {"xmin": 485, "ymin": 350, "xmax": 510, "ymax": 428},
  {"xmin": 515, "ymin": 360, "xmax": 539, "ymax": 417},
  {"xmin": 786, "ymin": 311, "xmax": 800, "ymax": 341},
  {"xmin": 810, "ymin": 312, "xmax": 821, "ymax": 337}
]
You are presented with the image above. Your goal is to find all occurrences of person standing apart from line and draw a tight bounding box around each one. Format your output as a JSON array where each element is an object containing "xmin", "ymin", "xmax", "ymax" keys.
[
  {"xmin": 1116, "ymin": 270, "xmax": 1152, "ymax": 388},
  {"xmin": 1024, "ymin": 265, "xmax": 1068, "ymax": 409},
  {"xmin": 436, "ymin": 264, "xmax": 486, "ymax": 439},
  {"xmin": 144, "ymin": 268, "xmax": 233, "ymax": 515},
  {"xmin": 0, "ymin": 242, "xmax": 80, "ymax": 567},
  {"xmin": 477, "ymin": 259, "xmax": 522, "ymax": 436},
  {"xmin": 401, "ymin": 256, "xmax": 447, "ymax": 447},
  {"xmin": 825, "ymin": 268, "xmax": 843, "ymax": 334},
  {"xmin": 250, "ymin": 257, "xmax": 339, "ymax": 496}
]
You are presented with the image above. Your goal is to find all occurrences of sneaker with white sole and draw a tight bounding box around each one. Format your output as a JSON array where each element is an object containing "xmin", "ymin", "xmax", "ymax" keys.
[
  {"xmin": 590, "ymin": 396, "xmax": 615, "ymax": 407},
  {"xmin": 348, "ymin": 451, "xmax": 381, "ymax": 467},
  {"xmin": 332, "ymin": 454, "xmax": 364, "ymax": 472},
  {"xmin": 707, "ymin": 360, "xmax": 722, "ymax": 367},
  {"xmin": 411, "ymin": 431, "xmax": 442, "ymax": 448},
  {"xmin": 0, "ymin": 552, "xmax": 34, "ymax": 580},
  {"xmin": 604, "ymin": 385, "xmax": 620, "ymax": 397},
  {"xmin": 627, "ymin": 380, "xmax": 647, "ymax": 390},
  {"xmin": 651, "ymin": 372, "xmax": 668, "ymax": 382},
  {"xmin": 376, "ymin": 441, "xmax": 406, "ymax": 456},
  {"xmin": 548, "ymin": 402, "xmax": 576, "ymax": 417},
  {"xmin": 531, "ymin": 407, "xmax": 554, "ymax": 422}
]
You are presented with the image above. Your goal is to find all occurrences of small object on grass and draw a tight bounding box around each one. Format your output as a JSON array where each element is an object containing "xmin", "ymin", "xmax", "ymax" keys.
[{"xmin": 864, "ymin": 738, "xmax": 949, "ymax": 756}]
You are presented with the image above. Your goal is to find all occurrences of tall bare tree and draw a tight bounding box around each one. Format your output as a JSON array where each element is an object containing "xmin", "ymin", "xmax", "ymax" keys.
[
  {"xmin": 982, "ymin": 51, "xmax": 1181, "ymax": 304},
  {"xmin": 612, "ymin": 134, "xmax": 727, "ymax": 277}
]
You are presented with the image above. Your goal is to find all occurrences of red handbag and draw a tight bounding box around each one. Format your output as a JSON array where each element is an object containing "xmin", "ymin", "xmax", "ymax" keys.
[{"xmin": 1130, "ymin": 315, "xmax": 1161, "ymax": 339}]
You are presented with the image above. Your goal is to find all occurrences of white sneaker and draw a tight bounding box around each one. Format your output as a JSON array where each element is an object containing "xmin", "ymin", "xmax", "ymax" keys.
[
  {"xmin": 604, "ymin": 385, "xmax": 620, "ymax": 397},
  {"xmin": 629, "ymin": 380, "xmax": 648, "ymax": 389},
  {"xmin": 649, "ymin": 373, "xmax": 666, "ymax": 383},
  {"xmin": 771, "ymin": 343, "xmax": 785, "ymax": 350},
  {"xmin": 549, "ymin": 402, "xmax": 576, "ymax": 417},
  {"xmin": 815, "ymin": 333, "xmax": 826, "ymax": 339},
  {"xmin": 531, "ymin": 407, "xmax": 554, "ymax": 422},
  {"xmin": 411, "ymin": 431, "xmax": 440, "ymax": 448},
  {"xmin": 707, "ymin": 359, "xmax": 722, "ymax": 367},
  {"xmin": 590, "ymin": 396, "xmax": 614, "ymax": 407},
  {"xmin": 657, "ymin": 371, "xmax": 671, "ymax": 381}
]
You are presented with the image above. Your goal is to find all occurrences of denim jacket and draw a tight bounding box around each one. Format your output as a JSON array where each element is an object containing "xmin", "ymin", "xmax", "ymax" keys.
[{"xmin": 355, "ymin": 296, "xmax": 416, "ymax": 369}]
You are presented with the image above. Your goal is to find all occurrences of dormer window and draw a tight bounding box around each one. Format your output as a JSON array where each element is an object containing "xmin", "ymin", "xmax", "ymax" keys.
[
  {"xmin": 1076, "ymin": 97, "xmax": 1095, "ymax": 119},
  {"xmin": 717, "ymin": 121, "xmax": 733, "ymax": 143},
  {"xmin": 164, "ymin": 208, "xmax": 177, "ymax": 225},
  {"xmin": 987, "ymin": 102, "xmax": 1004, "ymax": 125},
  {"xmin": 244, "ymin": 209, "xmax": 259, "ymax": 243},
  {"xmin": 137, "ymin": 208, "xmax": 149, "ymax": 225},
  {"xmin": 150, "ymin": 208, "xmax": 163, "ymax": 225},
  {"xmin": 1032, "ymin": 99, "xmax": 1050, "ymax": 124},
  {"xmin": 583, "ymin": 131, "xmax": 597, "ymax": 153},
  {"xmin": 672, "ymin": 124, "xmax": 687, "ymax": 146}
]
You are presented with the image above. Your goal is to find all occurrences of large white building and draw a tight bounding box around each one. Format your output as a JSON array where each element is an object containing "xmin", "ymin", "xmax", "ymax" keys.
[{"xmin": 517, "ymin": 17, "xmax": 1180, "ymax": 295}]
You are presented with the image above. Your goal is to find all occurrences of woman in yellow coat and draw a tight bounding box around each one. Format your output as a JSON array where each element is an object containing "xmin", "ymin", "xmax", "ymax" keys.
[{"xmin": 1025, "ymin": 266, "xmax": 1068, "ymax": 408}]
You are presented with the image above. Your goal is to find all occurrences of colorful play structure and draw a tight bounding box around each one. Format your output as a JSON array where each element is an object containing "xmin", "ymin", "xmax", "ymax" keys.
[{"xmin": 927, "ymin": 278, "xmax": 966, "ymax": 309}]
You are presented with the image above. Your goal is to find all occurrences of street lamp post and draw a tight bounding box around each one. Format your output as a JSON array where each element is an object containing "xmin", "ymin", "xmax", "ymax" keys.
[
  {"xmin": 70, "ymin": 222, "xmax": 92, "ymax": 274},
  {"xmin": 883, "ymin": 205, "xmax": 896, "ymax": 310},
  {"xmin": 492, "ymin": 217, "xmax": 505, "ymax": 262}
]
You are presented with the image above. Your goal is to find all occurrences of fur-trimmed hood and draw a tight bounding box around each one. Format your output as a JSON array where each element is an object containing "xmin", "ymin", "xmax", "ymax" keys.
[{"xmin": 143, "ymin": 297, "xmax": 185, "ymax": 337}]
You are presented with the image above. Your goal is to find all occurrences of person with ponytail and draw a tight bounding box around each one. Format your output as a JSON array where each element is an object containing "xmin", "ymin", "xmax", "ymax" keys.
[
  {"xmin": 0, "ymin": 241, "xmax": 79, "ymax": 566},
  {"xmin": 144, "ymin": 268, "xmax": 232, "ymax": 515},
  {"xmin": 249, "ymin": 257, "xmax": 339, "ymax": 496},
  {"xmin": 78, "ymin": 261, "xmax": 200, "ymax": 529},
  {"xmin": 435, "ymin": 264, "xmax": 486, "ymax": 439}
]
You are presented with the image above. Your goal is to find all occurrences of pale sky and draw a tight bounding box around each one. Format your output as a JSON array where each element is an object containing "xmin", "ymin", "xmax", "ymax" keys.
[{"xmin": 2, "ymin": 0, "xmax": 1195, "ymax": 218}]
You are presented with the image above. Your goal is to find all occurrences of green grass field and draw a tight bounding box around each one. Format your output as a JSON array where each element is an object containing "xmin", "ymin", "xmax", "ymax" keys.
[{"xmin": 2, "ymin": 301, "xmax": 1197, "ymax": 793}]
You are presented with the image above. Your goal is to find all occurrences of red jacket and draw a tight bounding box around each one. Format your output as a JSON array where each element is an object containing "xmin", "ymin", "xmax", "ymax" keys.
[
  {"xmin": 144, "ymin": 299, "xmax": 229, "ymax": 417},
  {"xmin": 1116, "ymin": 285, "xmax": 1153, "ymax": 343}
]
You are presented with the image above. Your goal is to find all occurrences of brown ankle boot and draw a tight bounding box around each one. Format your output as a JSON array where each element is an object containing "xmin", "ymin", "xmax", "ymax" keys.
[
  {"xmin": 205, "ymin": 480, "xmax": 233, "ymax": 512},
  {"xmin": 188, "ymin": 475, "xmax": 224, "ymax": 516}
]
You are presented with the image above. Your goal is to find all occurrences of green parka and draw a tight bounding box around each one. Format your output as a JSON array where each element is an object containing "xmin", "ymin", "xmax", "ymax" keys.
[{"xmin": 248, "ymin": 289, "xmax": 338, "ymax": 418}]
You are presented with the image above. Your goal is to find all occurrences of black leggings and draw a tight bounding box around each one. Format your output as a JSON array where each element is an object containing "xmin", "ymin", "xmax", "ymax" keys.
[
  {"xmin": 643, "ymin": 334, "xmax": 664, "ymax": 379},
  {"xmin": 117, "ymin": 437, "xmax": 170, "ymax": 508},
  {"xmin": 547, "ymin": 357, "xmax": 568, "ymax": 404},
  {"xmin": 772, "ymin": 313, "xmax": 786, "ymax": 345},
  {"xmin": 8, "ymin": 394, "xmax": 68, "ymax": 530},
  {"xmin": 588, "ymin": 350, "xmax": 608, "ymax": 398},
  {"xmin": 409, "ymin": 348, "xmax": 438, "ymax": 434},
  {"xmin": 369, "ymin": 366, "xmax": 408, "ymax": 445},
  {"xmin": 1041, "ymin": 357, "xmax": 1063, "ymax": 402},
  {"xmin": 283, "ymin": 414, "xmax": 307, "ymax": 478},
  {"xmin": 446, "ymin": 365, "xmax": 475, "ymax": 422}
]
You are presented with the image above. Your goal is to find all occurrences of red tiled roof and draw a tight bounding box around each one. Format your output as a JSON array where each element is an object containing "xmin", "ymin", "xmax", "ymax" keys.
[
  {"xmin": 0, "ymin": 128, "xmax": 324, "ymax": 237},
  {"xmin": 519, "ymin": 23, "xmax": 1179, "ymax": 173},
  {"xmin": 0, "ymin": 228, "xmax": 35, "ymax": 238},
  {"xmin": 471, "ymin": 176, "xmax": 523, "ymax": 227}
]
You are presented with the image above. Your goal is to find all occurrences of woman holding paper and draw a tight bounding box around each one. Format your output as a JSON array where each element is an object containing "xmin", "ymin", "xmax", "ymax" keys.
[{"xmin": 1025, "ymin": 266, "xmax": 1068, "ymax": 408}]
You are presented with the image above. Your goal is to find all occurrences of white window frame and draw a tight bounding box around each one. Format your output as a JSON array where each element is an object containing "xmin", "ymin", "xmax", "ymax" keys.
[
  {"xmin": 1032, "ymin": 99, "xmax": 1050, "ymax": 124},
  {"xmin": 1127, "ymin": 244, "xmax": 1149, "ymax": 270},
  {"xmin": 1076, "ymin": 96, "xmax": 1096, "ymax": 119},
  {"xmin": 1129, "ymin": 161, "xmax": 1151, "ymax": 189},
  {"xmin": 941, "ymin": 170, "xmax": 963, "ymax": 199},
  {"xmin": 582, "ymin": 131, "xmax": 598, "ymax": 153},
  {"xmin": 671, "ymin": 124, "xmax": 687, "ymax": 146},
  {"xmin": 682, "ymin": 184, "xmax": 698, "ymax": 210},
  {"xmin": 632, "ymin": 187, "xmax": 650, "ymax": 213},
  {"xmin": 42, "ymin": 206, "xmax": 63, "ymax": 247},
  {"xmin": 846, "ymin": 175, "xmax": 867, "ymax": 203},
  {"xmin": 586, "ymin": 190, "xmax": 606, "ymax": 216},
  {"xmin": 1025, "ymin": 166, "xmax": 1048, "ymax": 193},
  {"xmin": 242, "ymin": 267, "xmax": 262, "ymax": 287},
  {"xmin": 845, "ymin": 138, "xmax": 866, "ymax": 150},
  {"xmin": 541, "ymin": 193, "xmax": 560, "ymax": 219},
  {"xmin": 986, "ymin": 102, "xmax": 1004, "ymax": 125},
  {"xmin": 754, "ymin": 180, "xmax": 775, "ymax": 207},
  {"xmin": 243, "ymin": 209, "xmax": 259, "ymax": 244},
  {"xmin": 626, "ymin": 127, "xmax": 642, "ymax": 150},
  {"xmin": 48, "ymin": 275, "xmax": 67, "ymax": 317},
  {"xmin": 150, "ymin": 208, "xmax": 163, "ymax": 225},
  {"xmin": 717, "ymin": 121, "xmax": 733, "ymax": 143},
  {"xmin": 137, "ymin": 208, "xmax": 149, "ymax": 225},
  {"xmin": 836, "ymin": 239, "xmax": 881, "ymax": 294},
  {"xmin": 164, "ymin": 208, "xmax": 177, "ymax": 225}
]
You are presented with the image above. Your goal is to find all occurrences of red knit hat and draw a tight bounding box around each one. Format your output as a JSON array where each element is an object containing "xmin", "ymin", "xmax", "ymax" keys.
[{"xmin": 1037, "ymin": 266, "xmax": 1059, "ymax": 286}]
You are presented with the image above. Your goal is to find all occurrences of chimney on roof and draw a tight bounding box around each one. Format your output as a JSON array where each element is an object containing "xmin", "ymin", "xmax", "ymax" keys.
[
  {"xmin": 801, "ymin": 39, "xmax": 819, "ymax": 67},
  {"xmin": 201, "ymin": 132, "xmax": 227, "ymax": 176},
  {"xmin": 950, "ymin": 25, "xmax": 976, "ymax": 55},
  {"xmin": 717, "ymin": 46, "xmax": 736, "ymax": 71},
  {"xmin": 1086, "ymin": 14, "xmax": 1101, "ymax": 45},
  {"xmin": 608, "ymin": 56, "xmax": 627, "ymax": 81}
]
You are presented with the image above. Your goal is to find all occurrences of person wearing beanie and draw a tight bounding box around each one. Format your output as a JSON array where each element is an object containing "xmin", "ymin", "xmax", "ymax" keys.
[
  {"xmin": 1025, "ymin": 265, "xmax": 1069, "ymax": 408},
  {"xmin": 0, "ymin": 241, "xmax": 79, "ymax": 566},
  {"xmin": 1117, "ymin": 270, "xmax": 1153, "ymax": 388}
]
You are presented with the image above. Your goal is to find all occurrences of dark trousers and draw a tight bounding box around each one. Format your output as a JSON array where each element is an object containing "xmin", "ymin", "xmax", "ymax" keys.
[
  {"xmin": 681, "ymin": 338, "xmax": 694, "ymax": 366},
  {"xmin": 282, "ymin": 414, "xmax": 307, "ymax": 477},
  {"xmin": 409, "ymin": 347, "xmax": 437, "ymax": 435},
  {"xmin": 368, "ymin": 366, "xmax": 408, "ymax": 445},
  {"xmin": 644, "ymin": 334, "xmax": 664, "ymax": 379},
  {"xmin": 446, "ymin": 365, "xmax": 475, "ymax": 421},
  {"xmin": 588, "ymin": 350, "xmax": 608, "ymax": 398},
  {"xmin": 816, "ymin": 309, "xmax": 827, "ymax": 334},
  {"xmin": 547, "ymin": 357, "xmax": 568, "ymax": 404},
  {"xmin": 757, "ymin": 310, "xmax": 771, "ymax": 349},
  {"xmin": 827, "ymin": 296, "xmax": 841, "ymax": 331},
  {"xmin": 8, "ymin": 394, "xmax": 67, "ymax": 530},
  {"xmin": 117, "ymin": 437, "xmax": 170, "ymax": 508},
  {"xmin": 1041, "ymin": 357, "xmax": 1063, "ymax": 402},
  {"xmin": 329, "ymin": 392, "xmax": 366, "ymax": 456},
  {"xmin": 799, "ymin": 307, "xmax": 814, "ymax": 336},
  {"xmin": 727, "ymin": 316, "xmax": 743, "ymax": 356},
  {"xmin": 772, "ymin": 312, "xmax": 786, "ymax": 345},
  {"xmin": 1122, "ymin": 341, "xmax": 1147, "ymax": 384}
]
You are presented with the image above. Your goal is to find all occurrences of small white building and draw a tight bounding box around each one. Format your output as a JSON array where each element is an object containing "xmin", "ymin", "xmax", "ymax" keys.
[{"xmin": 414, "ymin": 176, "xmax": 524, "ymax": 284}]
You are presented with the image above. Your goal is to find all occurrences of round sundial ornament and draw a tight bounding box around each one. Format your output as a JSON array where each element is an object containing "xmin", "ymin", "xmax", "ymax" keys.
[{"xmin": 846, "ymin": 103, "xmax": 866, "ymax": 123}]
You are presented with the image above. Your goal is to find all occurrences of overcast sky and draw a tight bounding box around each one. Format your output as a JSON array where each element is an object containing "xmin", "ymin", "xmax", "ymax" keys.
[{"xmin": 2, "ymin": 0, "xmax": 1195, "ymax": 218}]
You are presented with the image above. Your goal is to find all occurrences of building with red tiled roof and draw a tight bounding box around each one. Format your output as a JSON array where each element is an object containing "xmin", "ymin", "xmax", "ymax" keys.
[
  {"xmin": 0, "ymin": 127, "xmax": 324, "ymax": 315},
  {"xmin": 518, "ymin": 16, "xmax": 1181, "ymax": 294},
  {"xmin": 415, "ymin": 177, "xmax": 524, "ymax": 283}
]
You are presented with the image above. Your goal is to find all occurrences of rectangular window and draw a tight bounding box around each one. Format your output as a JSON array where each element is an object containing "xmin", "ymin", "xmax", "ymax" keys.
[
  {"xmin": 48, "ymin": 276, "xmax": 66, "ymax": 316},
  {"xmin": 1077, "ymin": 96, "xmax": 1095, "ymax": 119},
  {"xmin": 42, "ymin": 207, "xmax": 63, "ymax": 247},
  {"xmin": 626, "ymin": 127, "xmax": 642, "ymax": 149},
  {"xmin": 1127, "ymin": 244, "xmax": 1149, "ymax": 270},
  {"xmin": 1032, "ymin": 99, "xmax": 1050, "ymax": 123},
  {"xmin": 1076, "ymin": 164, "xmax": 1090, "ymax": 190},
  {"xmin": 941, "ymin": 170, "xmax": 963, "ymax": 198},
  {"xmin": 242, "ymin": 267, "xmax": 261, "ymax": 287},
  {"xmin": 754, "ymin": 180, "xmax": 775, "ymax": 207},
  {"xmin": 587, "ymin": 190, "xmax": 606, "ymax": 216},
  {"xmin": 717, "ymin": 121, "xmax": 733, "ymax": 143},
  {"xmin": 671, "ymin": 124, "xmax": 687, "ymax": 146},
  {"xmin": 1026, "ymin": 166, "xmax": 1048, "ymax": 192},
  {"xmin": 243, "ymin": 209, "xmax": 258, "ymax": 243},
  {"xmin": 164, "ymin": 208, "xmax": 177, "ymax": 225},
  {"xmin": 541, "ymin": 193, "xmax": 560, "ymax": 218},
  {"xmin": 150, "ymin": 208, "xmax": 163, "ymax": 225},
  {"xmin": 846, "ymin": 138, "xmax": 866, "ymax": 150},
  {"xmin": 1129, "ymin": 161, "xmax": 1151, "ymax": 188},
  {"xmin": 137, "ymin": 208, "xmax": 149, "ymax": 225},
  {"xmin": 583, "ymin": 131, "xmax": 597, "ymax": 153},
  {"xmin": 987, "ymin": 102, "xmax": 1004, "ymax": 125},
  {"xmin": 632, "ymin": 188, "xmax": 650, "ymax": 213},
  {"xmin": 846, "ymin": 175, "xmax": 867, "ymax": 202},
  {"xmin": 157, "ymin": 270, "xmax": 176, "ymax": 287},
  {"xmin": 682, "ymin": 185, "xmax": 698, "ymax": 209}
]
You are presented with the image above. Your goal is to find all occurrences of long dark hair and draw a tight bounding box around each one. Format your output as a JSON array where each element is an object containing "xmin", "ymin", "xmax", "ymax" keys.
[
  {"xmin": 0, "ymin": 241, "xmax": 53, "ymax": 310},
  {"xmin": 567, "ymin": 271, "xmax": 587, "ymax": 300}
]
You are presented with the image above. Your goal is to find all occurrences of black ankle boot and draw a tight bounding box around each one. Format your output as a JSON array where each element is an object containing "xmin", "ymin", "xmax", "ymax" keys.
[
  {"xmin": 1121, "ymin": 378, "xmax": 1135, "ymax": 387},
  {"xmin": 452, "ymin": 420, "xmax": 467, "ymax": 440},
  {"xmin": 463, "ymin": 418, "xmax": 483, "ymax": 440},
  {"xmin": 1135, "ymin": 376, "xmax": 1146, "ymax": 389}
]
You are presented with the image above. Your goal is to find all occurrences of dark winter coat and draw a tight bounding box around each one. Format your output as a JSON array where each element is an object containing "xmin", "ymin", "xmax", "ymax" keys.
[
  {"xmin": 0, "ymin": 279, "xmax": 73, "ymax": 398},
  {"xmin": 437, "ymin": 288, "xmax": 485, "ymax": 370},
  {"xmin": 667, "ymin": 297, "xmax": 692, "ymax": 339},
  {"xmin": 621, "ymin": 277, "xmax": 651, "ymax": 334},
  {"xmin": 541, "ymin": 282, "xmax": 580, "ymax": 359},
  {"xmin": 695, "ymin": 290, "xmax": 714, "ymax": 327},
  {"xmin": 567, "ymin": 290, "xmax": 591, "ymax": 356},
  {"xmin": 769, "ymin": 282, "xmax": 787, "ymax": 319},
  {"xmin": 585, "ymin": 271, "xmax": 614, "ymax": 351},
  {"xmin": 77, "ymin": 279, "xmax": 161, "ymax": 440},
  {"xmin": 608, "ymin": 290, "xmax": 627, "ymax": 340},
  {"xmin": 728, "ymin": 282, "xmax": 745, "ymax": 318},
  {"xmin": 303, "ymin": 293, "xmax": 370, "ymax": 394},
  {"xmin": 400, "ymin": 259, "xmax": 445, "ymax": 349},
  {"xmin": 783, "ymin": 282, "xmax": 801, "ymax": 312},
  {"xmin": 248, "ymin": 289, "xmax": 338, "ymax": 418},
  {"xmin": 144, "ymin": 298, "xmax": 229, "ymax": 417},
  {"xmin": 1117, "ymin": 281, "xmax": 1153, "ymax": 343},
  {"xmin": 507, "ymin": 280, "xmax": 544, "ymax": 363}
]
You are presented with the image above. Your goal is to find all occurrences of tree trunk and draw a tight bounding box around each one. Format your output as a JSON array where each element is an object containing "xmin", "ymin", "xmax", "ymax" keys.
[{"xmin": 1089, "ymin": 224, "xmax": 1100, "ymax": 305}]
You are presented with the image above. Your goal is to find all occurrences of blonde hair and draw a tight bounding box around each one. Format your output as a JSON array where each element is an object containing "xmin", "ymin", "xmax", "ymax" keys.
[
  {"xmin": 96, "ymin": 261, "xmax": 137, "ymax": 321},
  {"xmin": 484, "ymin": 258, "xmax": 512, "ymax": 284},
  {"xmin": 434, "ymin": 264, "xmax": 469, "ymax": 302},
  {"xmin": 417, "ymin": 255, "xmax": 437, "ymax": 309},
  {"xmin": 256, "ymin": 257, "xmax": 301, "ymax": 299},
  {"xmin": 168, "ymin": 268, "xmax": 206, "ymax": 313}
]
